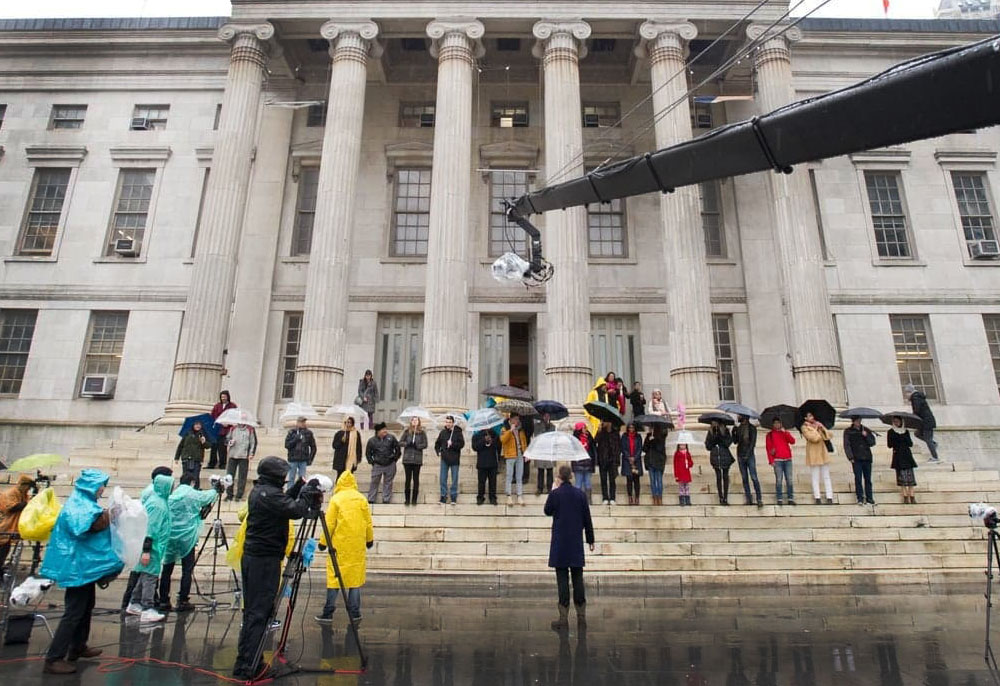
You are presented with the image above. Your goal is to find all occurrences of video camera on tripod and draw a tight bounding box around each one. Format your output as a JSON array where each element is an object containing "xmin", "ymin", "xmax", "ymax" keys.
[{"xmin": 208, "ymin": 473, "xmax": 234, "ymax": 495}]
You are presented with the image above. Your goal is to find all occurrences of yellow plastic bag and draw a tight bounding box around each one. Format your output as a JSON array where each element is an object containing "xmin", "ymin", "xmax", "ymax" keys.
[
  {"xmin": 18, "ymin": 487, "xmax": 61, "ymax": 542},
  {"xmin": 226, "ymin": 505, "xmax": 296, "ymax": 572}
]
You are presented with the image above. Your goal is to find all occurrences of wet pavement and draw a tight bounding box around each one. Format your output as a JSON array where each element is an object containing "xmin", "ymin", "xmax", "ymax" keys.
[{"xmin": 1, "ymin": 578, "xmax": 997, "ymax": 684}]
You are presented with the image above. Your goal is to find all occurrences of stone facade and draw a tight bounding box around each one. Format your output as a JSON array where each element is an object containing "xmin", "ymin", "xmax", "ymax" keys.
[{"xmin": 0, "ymin": 8, "xmax": 998, "ymax": 461}]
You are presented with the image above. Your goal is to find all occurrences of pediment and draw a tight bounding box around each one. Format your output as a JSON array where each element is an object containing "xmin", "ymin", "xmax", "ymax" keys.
[{"xmin": 479, "ymin": 140, "xmax": 539, "ymax": 169}]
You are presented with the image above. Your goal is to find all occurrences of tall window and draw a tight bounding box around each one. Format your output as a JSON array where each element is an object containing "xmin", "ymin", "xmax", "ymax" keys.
[
  {"xmin": 582, "ymin": 102, "xmax": 620, "ymax": 128},
  {"xmin": 390, "ymin": 169, "xmax": 431, "ymax": 257},
  {"xmin": 0, "ymin": 310, "xmax": 38, "ymax": 396},
  {"xmin": 984, "ymin": 315, "xmax": 1000, "ymax": 396},
  {"xmin": 890, "ymin": 315, "xmax": 939, "ymax": 400},
  {"xmin": 489, "ymin": 170, "xmax": 529, "ymax": 257},
  {"xmin": 700, "ymin": 180, "xmax": 725, "ymax": 258},
  {"xmin": 213, "ymin": 103, "xmax": 222, "ymax": 130},
  {"xmin": 865, "ymin": 171, "xmax": 911, "ymax": 258},
  {"xmin": 105, "ymin": 169, "xmax": 155, "ymax": 256},
  {"xmin": 306, "ymin": 102, "xmax": 326, "ymax": 127},
  {"xmin": 50, "ymin": 104, "xmax": 87, "ymax": 129},
  {"xmin": 190, "ymin": 168, "xmax": 210, "ymax": 258},
  {"xmin": 951, "ymin": 172, "xmax": 997, "ymax": 255},
  {"xmin": 131, "ymin": 104, "xmax": 169, "ymax": 130},
  {"xmin": 17, "ymin": 168, "xmax": 71, "ymax": 256},
  {"xmin": 491, "ymin": 102, "xmax": 528, "ymax": 128},
  {"xmin": 0, "ymin": 104, "xmax": 6, "ymax": 129},
  {"xmin": 587, "ymin": 198, "xmax": 627, "ymax": 257},
  {"xmin": 82, "ymin": 311, "xmax": 129, "ymax": 382},
  {"xmin": 713, "ymin": 314, "xmax": 738, "ymax": 402},
  {"xmin": 291, "ymin": 167, "xmax": 319, "ymax": 256},
  {"xmin": 399, "ymin": 102, "xmax": 435, "ymax": 128},
  {"xmin": 279, "ymin": 312, "xmax": 303, "ymax": 400}
]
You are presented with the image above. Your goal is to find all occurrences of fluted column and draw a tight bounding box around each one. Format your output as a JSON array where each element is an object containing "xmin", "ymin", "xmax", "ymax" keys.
[
  {"xmin": 166, "ymin": 23, "xmax": 274, "ymax": 417},
  {"xmin": 747, "ymin": 24, "xmax": 845, "ymax": 403},
  {"xmin": 533, "ymin": 20, "xmax": 593, "ymax": 407},
  {"xmin": 419, "ymin": 19, "xmax": 484, "ymax": 414},
  {"xmin": 295, "ymin": 21, "xmax": 381, "ymax": 408},
  {"xmin": 637, "ymin": 21, "xmax": 719, "ymax": 413}
]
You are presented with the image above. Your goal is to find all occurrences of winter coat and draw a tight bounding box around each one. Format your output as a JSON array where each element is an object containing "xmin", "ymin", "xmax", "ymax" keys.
[
  {"xmin": 357, "ymin": 379, "xmax": 379, "ymax": 415},
  {"xmin": 40, "ymin": 469, "xmax": 123, "ymax": 588},
  {"xmin": 765, "ymin": 430, "xmax": 796, "ymax": 465},
  {"xmin": 244, "ymin": 457, "xmax": 310, "ymax": 558},
  {"xmin": 323, "ymin": 471, "xmax": 373, "ymax": 590},
  {"xmin": 211, "ymin": 400, "xmax": 237, "ymax": 438},
  {"xmin": 627, "ymin": 389, "xmax": 646, "ymax": 417},
  {"xmin": 650, "ymin": 398, "xmax": 671, "ymax": 418},
  {"xmin": 175, "ymin": 430, "xmax": 208, "ymax": 464},
  {"xmin": 909, "ymin": 390, "xmax": 937, "ymax": 431},
  {"xmin": 888, "ymin": 429, "xmax": 917, "ymax": 471},
  {"xmin": 605, "ymin": 379, "xmax": 626, "ymax": 415},
  {"xmin": 332, "ymin": 429, "xmax": 362, "ymax": 473},
  {"xmin": 435, "ymin": 427, "xmax": 465, "ymax": 466},
  {"xmin": 642, "ymin": 432, "xmax": 668, "ymax": 472},
  {"xmin": 400, "ymin": 429, "xmax": 428, "ymax": 466},
  {"xmin": 366, "ymin": 433, "xmax": 401, "ymax": 467},
  {"xmin": 572, "ymin": 426, "xmax": 596, "ymax": 473},
  {"xmin": 595, "ymin": 427, "xmax": 621, "ymax": 469},
  {"xmin": 0, "ymin": 475, "xmax": 34, "ymax": 535},
  {"xmin": 133, "ymin": 473, "xmax": 173, "ymax": 575},
  {"xmin": 472, "ymin": 431, "xmax": 501, "ymax": 470},
  {"xmin": 499, "ymin": 424, "xmax": 529, "ymax": 459},
  {"xmin": 705, "ymin": 427, "xmax": 735, "ymax": 470},
  {"xmin": 733, "ymin": 421, "xmax": 757, "ymax": 461},
  {"xmin": 165, "ymin": 482, "xmax": 217, "ymax": 563},
  {"xmin": 801, "ymin": 422, "xmax": 833, "ymax": 467},
  {"xmin": 620, "ymin": 432, "xmax": 644, "ymax": 477},
  {"xmin": 227, "ymin": 425, "xmax": 257, "ymax": 461},
  {"xmin": 584, "ymin": 377, "xmax": 609, "ymax": 437},
  {"xmin": 284, "ymin": 427, "xmax": 317, "ymax": 465},
  {"xmin": 544, "ymin": 482, "xmax": 595, "ymax": 569},
  {"xmin": 843, "ymin": 425, "xmax": 876, "ymax": 463},
  {"xmin": 673, "ymin": 449, "xmax": 694, "ymax": 483}
]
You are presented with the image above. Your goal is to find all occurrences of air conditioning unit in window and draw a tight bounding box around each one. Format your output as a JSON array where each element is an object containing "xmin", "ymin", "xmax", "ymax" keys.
[
  {"xmin": 81, "ymin": 375, "xmax": 116, "ymax": 398},
  {"xmin": 129, "ymin": 117, "xmax": 150, "ymax": 131},
  {"xmin": 970, "ymin": 240, "xmax": 1000, "ymax": 259},
  {"xmin": 583, "ymin": 113, "xmax": 600, "ymax": 128},
  {"xmin": 418, "ymin": 112, "xmax": 435, "ymax": 127},
  {"xmin": 113, "ymin": 237, "xmax": 138, "ymax": 257}
]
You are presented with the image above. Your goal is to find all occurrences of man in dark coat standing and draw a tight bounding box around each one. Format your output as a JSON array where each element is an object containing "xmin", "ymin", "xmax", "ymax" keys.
[
  {"xmin": 544, "ymin": 465, "xmax": 595, "ymax": 632},
  {"xmin": 904, "ymin": 384, "xmax": 940, "ymax": 463}
]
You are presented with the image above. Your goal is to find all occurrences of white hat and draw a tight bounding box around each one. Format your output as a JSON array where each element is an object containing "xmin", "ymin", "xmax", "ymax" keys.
[{"xmin": 675, "ymin": 430, "xmax": 696, "ymax": 444}]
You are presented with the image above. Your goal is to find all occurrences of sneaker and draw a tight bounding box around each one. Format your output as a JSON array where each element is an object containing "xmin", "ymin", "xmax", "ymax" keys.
[
  {"xmin": 314, "ymin": 615, "xmax": 333, "ymax": 625},
  {"xmin": 609, "ymin": 500, "xmax": 617, "ymax": 506},
  {"xmin": 490, "ymin": 499, "xmax": 498, "ymax": 506},
  {"xmin": 156, "ymin": 602, "xmax": 172, "ymax": 613},
  {"xmin": 349, "ymin": 615, "xmax": 363, "ymax": 626},
  {"xmin": 440, "ymin": 497, "xmax": 447, "ymax": 504},
  {"xmin": 125, "ymin": 603, "xmax": 143, "ymax": 616},
  {"xmin": 449, "ymin": 500, "xmax": 457, "ymax": 507},
  {"xmin": 602, "ymin": 500, "xmax": 610, "ymax": 505},
  {"xmin": 857, "ymin": 500, "xmax": 866, "ymax": 506},
  {"xmin": 927, "ymin": 458, "xmax": 941, "ymax": 464},
  {"xmin": 139, "ymin": 609, "xmax": 166, "ymax": 623},
  {"xmin": 776, "ymin": 499, "xmax": 783, "ymax": 506},
  {"xmin": 757, "ymin": 500, "xmax": 764, "ymax": 509},
  {"xmin": 788, "ymin": 499, "xmax": 797, "ymax": 506},
  {"xmin": 507, "ymin": 496, "xmax": 514, "ymax": 506},
  {"xmin": 866, "ymin": 498, "xmax": 876, "ymax": 505}
]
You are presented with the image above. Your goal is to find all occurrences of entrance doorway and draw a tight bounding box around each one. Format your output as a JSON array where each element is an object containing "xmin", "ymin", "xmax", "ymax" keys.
[
  {"xmin": 374, "ymin": 314, "xmax": 423, "ymax": 424},
  {"xmin": 480, "ymin": 315, "xmax": 536, "ymax": 393}
]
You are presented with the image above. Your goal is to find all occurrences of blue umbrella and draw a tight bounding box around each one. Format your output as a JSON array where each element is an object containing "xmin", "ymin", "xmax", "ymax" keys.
[
  {"xmin": 179, "ymin": 413, "xmax": 219, "ymax": 444},
  {"xmin": 717, "ymin": 402, "xmax": 760, "ymax": 420},
  {"xmin": 533, "ymin": 400, "xmax": 568, "ymax": 420}
]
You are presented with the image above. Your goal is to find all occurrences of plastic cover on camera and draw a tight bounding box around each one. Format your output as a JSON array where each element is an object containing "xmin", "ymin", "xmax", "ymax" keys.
[
  {"xmin": 110, "ymin": 486, "xmax": 148, "ymax": 568},
  {"xmin": 491, "ymin": 252, "xmax": 529, "ymax": 283},
  {"xmin": 307, "ymin": 474, "xmax": 334, "ymax": 493}
]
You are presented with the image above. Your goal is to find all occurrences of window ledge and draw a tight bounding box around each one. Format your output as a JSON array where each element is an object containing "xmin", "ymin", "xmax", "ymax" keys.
[
  {"xmin": 381, "ymin": 256, "xmax": 427, "ymax": 265},
  {"xmin": 92, "ymin": 256, "xmax": 148, "ymax": 264},
  {"xmin": 706, "ymin": 257, "xmax": 738, "ymax": 266},
  {"xmin": 589, "ymin": 257, "xmax": 638, "ymax": 265},
  {"xmin": 280, "ymin": 256, "xmax": 310, "ymax": 264},
  {"xmin": 182, "ymin": 258, "xmax": 194, "ymax": 265},
  {"xmin": 4, "ymin": 255, "xmax": 57, "ymax": 263},
  {"xmin": 823, "ymin": 259, "xmax": 837, "ymax": 267},
  {"xmin": 962, "ymin": 258, "xmax": 1000, "ymax": 267},
  {"xmin": 872, "ymin": 258, "xmax": 926, "ymax": 267}
]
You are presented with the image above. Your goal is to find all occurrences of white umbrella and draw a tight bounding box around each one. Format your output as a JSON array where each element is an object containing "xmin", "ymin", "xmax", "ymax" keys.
[
  {"xmin": 325, "ymin": 404, "xmax": 369, "ymax": 429},
  {"xmin": 397, "ymin": 406, "xmax": 437, "ymax": 429},
  {"xmin": 674, "ymin": 430, "xmax": 697, "ymax": 445},
  {"xmin": 280, "ymin": 402, "xmax": 318, "ymax": 422},
  {"xmin": 464, "ymin": 408, "xmax": 504, "ymax": 433},
  {"xmin": 524, "ymin": 431, "xmax": 591, "ymax": 463},
  {"xmin": 434, "ymin": 413, "xmax": 467, "ymax": 429},
  {"xmin": 214, "ymin": 408, "xmax": 258, "ymax": 426}
]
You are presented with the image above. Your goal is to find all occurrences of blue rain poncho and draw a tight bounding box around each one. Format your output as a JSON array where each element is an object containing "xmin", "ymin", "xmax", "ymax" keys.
[
  {"xmin": 40, "ymin": 469, "xmax": 124, "ymax": 588},
  {"xmin": 132, "ymin": 474, "xmax": 173, "ymax": 575},
  {"xmin": 165, "ymin": 483, "xmax": 217, "ymax": 563}
]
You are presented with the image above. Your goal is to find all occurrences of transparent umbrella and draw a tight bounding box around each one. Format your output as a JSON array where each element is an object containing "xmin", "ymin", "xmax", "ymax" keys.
[
  {"xmin": 465, "ymin": 408, "xmax": 504, "ymax": 433},
  {"xmin": 214, "ymin": 408, "xmax": 258, "ymax": 426},
  {"xmin": 524, "ymin": 431, "xmax": 591, "ymax": 463},
  {"xmin": 281, "ymin": 402, "xmax": 319, "ymax": 422},
  {"xmin": 397, "ymin": 406, "xmax": 437, "ymax": 429},
  {"xmin": 325, "ymin": 404, "xmax": 369, "ymax": 429},
  {"xmin": 435, "ymin": 413, "xmax": 467, "ymax": 430}
]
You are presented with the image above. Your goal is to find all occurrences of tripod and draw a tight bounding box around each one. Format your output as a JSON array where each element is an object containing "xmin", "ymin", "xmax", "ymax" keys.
[
  {"xmin": 986, "ymin": 525, "xmax": 1000, "ymax": 671},
  {"xmin": 192, "ymin": 492, "xmax": 241, "ymax": 610},
  {"xmin": 247, "ymin": 509, "xmax": 367, "ymax": 683}
]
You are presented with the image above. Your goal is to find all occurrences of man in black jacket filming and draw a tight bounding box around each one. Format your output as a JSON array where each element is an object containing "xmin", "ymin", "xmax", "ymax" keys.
[{"xmin": 232, "ymin": 456, "xmax": 320, "ymax": 681}]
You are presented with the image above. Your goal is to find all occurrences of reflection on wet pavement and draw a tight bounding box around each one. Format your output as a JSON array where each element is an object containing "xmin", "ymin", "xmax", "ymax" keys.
[{"xmin": 1, "ymin": 580, "xmax": 996, "ymax": 684}]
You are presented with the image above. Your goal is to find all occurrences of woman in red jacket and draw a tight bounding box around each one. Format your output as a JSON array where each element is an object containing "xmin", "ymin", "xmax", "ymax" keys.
[
  {"xmin": 208, "ymin": 390, "xmax": 236, "ymax": 469},
  {"xmin": 765, "ymin": 417, "xmax": 796, "ymax": 505}
]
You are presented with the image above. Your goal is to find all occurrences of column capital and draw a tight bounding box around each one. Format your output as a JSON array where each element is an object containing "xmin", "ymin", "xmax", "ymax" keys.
[
  {"xmin": 746, "ymin": 23, "xmax": 801, "ymax": 70},
  {"xmin": 321, "ymin": 20, "xmax": 382, "ymax": 60},
  {"xmin": 634, "ymin": 20, "xmax": 698, "ymax": 62},
  {"xmin": 218, "ymin": 22, "xmax": 275, "ymax": 43},
  {"xmin": 426, "ymin": 18, "xmax": 485, "ymax": 59},
  {"xmin": 532, "ymin": 20, "xmax": 591, "ymax": 59}
]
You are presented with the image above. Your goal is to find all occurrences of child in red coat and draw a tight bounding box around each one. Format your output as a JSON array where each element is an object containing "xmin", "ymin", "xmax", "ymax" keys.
[{"xmin": 673, "ymin": 432, "xmax": 695, "ymax": 506}]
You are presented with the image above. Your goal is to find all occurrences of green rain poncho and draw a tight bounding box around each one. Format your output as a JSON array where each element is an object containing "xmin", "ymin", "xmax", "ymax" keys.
[
  {"xmin": 133, "ymin": 473, "xmax": 173, "ymax": 575},
  {"xmin": 165, "ymin": 483, "xmax": 217, "ymax": 564}
]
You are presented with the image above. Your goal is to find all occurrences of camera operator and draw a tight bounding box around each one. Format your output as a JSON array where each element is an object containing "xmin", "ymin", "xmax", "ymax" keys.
[
  {"xmin": 158, "ymin": 473, "xmax": 219, "ymax": 612},
  {"xmin": 0, "ymin": 474, "xmax": 35, "ymax": 570},
  {"xmin": 232, "ymin": 456, "xmax": 321, "ymax": 681}
]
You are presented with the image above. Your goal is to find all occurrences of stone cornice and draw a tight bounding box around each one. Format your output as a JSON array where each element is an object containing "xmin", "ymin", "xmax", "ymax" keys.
[
  {"xmin": 195, "ymin": 146, "xmax": 214, "ymax": 164},
  {"xmin": 0, "ymin": 285, "xmax": 187, "ymax": 303},
  {"xmin": 849, "ymin": 148, "xmax": 911, "ymax": 167},
  {"xmin": 109, "ymin": 145, "xmax": 172, "ymax": 165},
  {"xmin": 479, "ymin": 140, "xmax": 539, "ymax": 171},
  {"xmin": 25, "ymin": 145, "xmax": 87, "ymax": 166},
  {"xmin": 384, "ymin": 141, "xmax": 434, "ymax": 177},
  {"xmin": 532, "ymin": 19, "xmax": 591, "ymax": 59},
  {"xmin": 634, "ymin": 20, "xmax": 698, "ymax": 60},
  {"xmin": 426, "ymin": 18, "xmax": 485, "ymax": 60},
  {"xmin": 934, "ymin": 148, "xmax": 997, "ymax": 168}
]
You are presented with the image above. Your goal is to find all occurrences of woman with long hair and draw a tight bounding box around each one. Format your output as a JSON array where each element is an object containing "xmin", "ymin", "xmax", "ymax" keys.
[
  {"xmin": 400, "ymin": 416, "xmax": 428, "ymax": 506},
  {"xmin": 357, "ymin": 370, "xmax": 379, "ymax": 427},
  {"xmin": 332, "ymin": 416, "xmax": 363, "ymax": 482}
]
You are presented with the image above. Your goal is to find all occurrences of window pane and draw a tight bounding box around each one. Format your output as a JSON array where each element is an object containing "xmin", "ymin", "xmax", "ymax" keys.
[
  {"xmin": 132, "ymin": 104, "xmax": 169, "ymax": 130},
  {"xmin": 889, "ymin": 315, "xmax": 939, "ymax": 400},
  {"xmin": 82, "ymin": 312, "xmax": 128, "ymax": 381},
  {"xmin": 491, "ymin": 102, "xmax": 528, "ymax": 128},
  {"xmin": 280, "ymin": 312, "xmax": 303, "ymax": 400},
  {"xmin": 391, "ymin": 169, "xmax": 431, "ymax": 257},
  {"xmin": 0, "ymin": 310, "xmax": 38, "ymax": 395},
  {"xmin": 51, "ymin": 104, "xmax": 87, "ymax": 129},
  {"xmin": 700, "ymin": 181, "xmax": 725, "ymax": 258},
  {"xmin": 106, "ymin": 169, "xmax": 155, "ymax": 256},
  {"xmin": 18, "ymin": 168, "xmax": 71, "ymax": 256},
  {"xmin": 399, "ymin": 102, "xmax": 436, "ymax": 128},
  {"xmin": 306, "ymin": 102, "xmax": 326, "ymax": 127},
  {"xmin": 292, "ymin": 167, "xmax": 319, "ymax": 256},
  {"xmin": 489, "ymin": 170, "xmax": 529, "ymax": 257},
  {"xmin": 984, "ymin": 315, "xmax": 1000, "ymax": 397},
  {"xmin": 582, "ymin": 102, "xmax": 620, "ymax": 128},
  {"xmin": 587, "ymin": 197, "xmax": 627, "ymax": 258},
  {"xmin": 865, "ymin": 172, "xmax": 911, "ymax": 258},
  {"xmin": 952, "ymin": 172, "xmax": 997, "ymax": 252},
  {"xmin": 712, "ymin": 314, "xmax": 737, "ymax": 402}
]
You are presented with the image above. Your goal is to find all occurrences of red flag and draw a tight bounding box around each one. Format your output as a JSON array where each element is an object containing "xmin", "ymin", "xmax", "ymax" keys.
[{"xmin": 883, "ymin": 0, "xmax": 890, "ymax": 13}]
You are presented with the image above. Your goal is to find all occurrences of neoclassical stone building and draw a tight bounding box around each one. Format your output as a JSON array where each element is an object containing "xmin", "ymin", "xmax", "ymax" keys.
[{"xmin": 0, "ymin": 3, "xmax": 998, "ymax": 462}]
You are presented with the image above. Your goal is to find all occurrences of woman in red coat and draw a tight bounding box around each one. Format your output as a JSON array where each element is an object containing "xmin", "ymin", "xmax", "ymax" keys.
[
  {"xmin": 208, "ymin": 390, "xmax": 236, "ymax": 469},
  {"xmin": 673, "ymin": 431, "xmax": 695, "ymax": 506},
  {"xmin": 604, "ymin": 372, "xmax": 627, "ymax": 415}
]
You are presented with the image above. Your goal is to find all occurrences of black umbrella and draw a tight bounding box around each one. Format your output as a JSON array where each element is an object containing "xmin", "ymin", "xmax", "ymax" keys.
[
  {"xmin": 533, "ymin": 400, "xmax": 568, "ymax": 420},
  {"xmin": 760, "ymin": 404, "xmax": 798, "ymax": 429},
  {"xmin": 634, "ymin": 414, "xmax": 674, "ymax": 430},
  {"xmin": 482, "ymin": 384, "xmax": 534, "ymax": 401},
  {"xmin": 716, "ymin": 402, "xmax": 760, "ymax": 420},
  {"xmin": 697, "ymin": 411, "xmax": 735, "ymax": 426},
  {"xmin": 796, "ymin": 399, "xmax": 836, "ymax": 429},
  {"xmin": 880, "ymin": 411, "xmax": 923, "ymax": 431},
  {"xmin": 838, "ymin": 407, "xmax": 883, "ymax": 420},
  {"xmin": 583, "ymin": 401, "xmax": 625, "ymax": 427}
]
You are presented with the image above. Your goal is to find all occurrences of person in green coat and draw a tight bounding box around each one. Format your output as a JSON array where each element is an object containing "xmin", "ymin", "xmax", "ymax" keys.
[
  {"xmin": 125, "ymin": 473, "xmax": 173, "ymax": 624},
  {"xmin": 158, "ymin": 473, "xmax": 218, "ymax": 612}
]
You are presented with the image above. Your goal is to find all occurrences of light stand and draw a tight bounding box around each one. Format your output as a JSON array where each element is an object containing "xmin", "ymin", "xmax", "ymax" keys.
[
  {"xmin": 192, "ymin": 490, "xmax": 241, "ymax": 611},
  {"xmin": 985, "ymin": 521, "xmax": 1000, "ymax": 672}
]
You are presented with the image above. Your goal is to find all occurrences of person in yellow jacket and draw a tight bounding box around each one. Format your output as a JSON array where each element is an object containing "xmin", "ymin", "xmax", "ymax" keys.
[
  {"xmin": 801, "ymin": 412, "xmax": 835, "ymax": 504},
  {"xmin": 500, "ymin": 414, "xmax": 530, "ymax": 506},
  {"xmin": 584, "ymin": 377, "xmax": 609, "ymax": 437},
  {"xmin": 314, "ymin": 471, "xmax": 373, "ymax": 625}
]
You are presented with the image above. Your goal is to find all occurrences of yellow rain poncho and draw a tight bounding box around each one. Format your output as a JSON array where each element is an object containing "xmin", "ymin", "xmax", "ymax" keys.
[
  {"xmin": 322, "ymin": 471, "xmax": 373, "ymax": 590},
  {"xmin": 584, "ymin": 376, "xmax": 608, "ymax": 437},
  {"xmin": 226, "ymin": 505, "xmax": 296, "ymax": 572}
]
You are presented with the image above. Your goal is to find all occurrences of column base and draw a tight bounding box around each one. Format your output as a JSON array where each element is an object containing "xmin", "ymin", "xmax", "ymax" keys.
[
  {"xmin": 164, "ymin": 362, "xmax": 225, "ymax": 418},
  {"xmin": 669, "ymin": 366, "xmax": 720, "ymax": 413},
  {"xmin": 793, "ymin": 365, "xmax": 846, "ymax": 406}
]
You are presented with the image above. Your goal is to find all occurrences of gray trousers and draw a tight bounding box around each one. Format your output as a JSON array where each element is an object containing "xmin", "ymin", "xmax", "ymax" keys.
[{"xmin": 368, "ymin": 462, "xmax": 397, "ymax": 503}]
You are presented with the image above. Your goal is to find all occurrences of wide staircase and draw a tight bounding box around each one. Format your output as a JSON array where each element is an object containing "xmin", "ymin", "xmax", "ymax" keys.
[{"xmin": 26, "ymin": 425, "xmax": 992, "ymax": 588}]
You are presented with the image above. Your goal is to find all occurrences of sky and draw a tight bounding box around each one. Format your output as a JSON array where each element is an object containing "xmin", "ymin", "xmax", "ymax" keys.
[{"xmin": 0, "ymin": 0, "xmax": 942, "ymax": 20}]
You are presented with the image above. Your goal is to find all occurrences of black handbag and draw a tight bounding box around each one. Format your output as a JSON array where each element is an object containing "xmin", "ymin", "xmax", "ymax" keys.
[{"xmin": 824, "ymin": 439, "xmax": 835, "ymax": 453}]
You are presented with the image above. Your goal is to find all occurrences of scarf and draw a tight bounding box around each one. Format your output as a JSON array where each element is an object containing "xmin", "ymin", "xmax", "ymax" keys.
[
  {"xmin": 344, "ymin": 429, "xmax": 361, "ymax": 471},
  {"xmin": 891, "ymin": 426, "xmax": 907, "ymax": 435}
]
